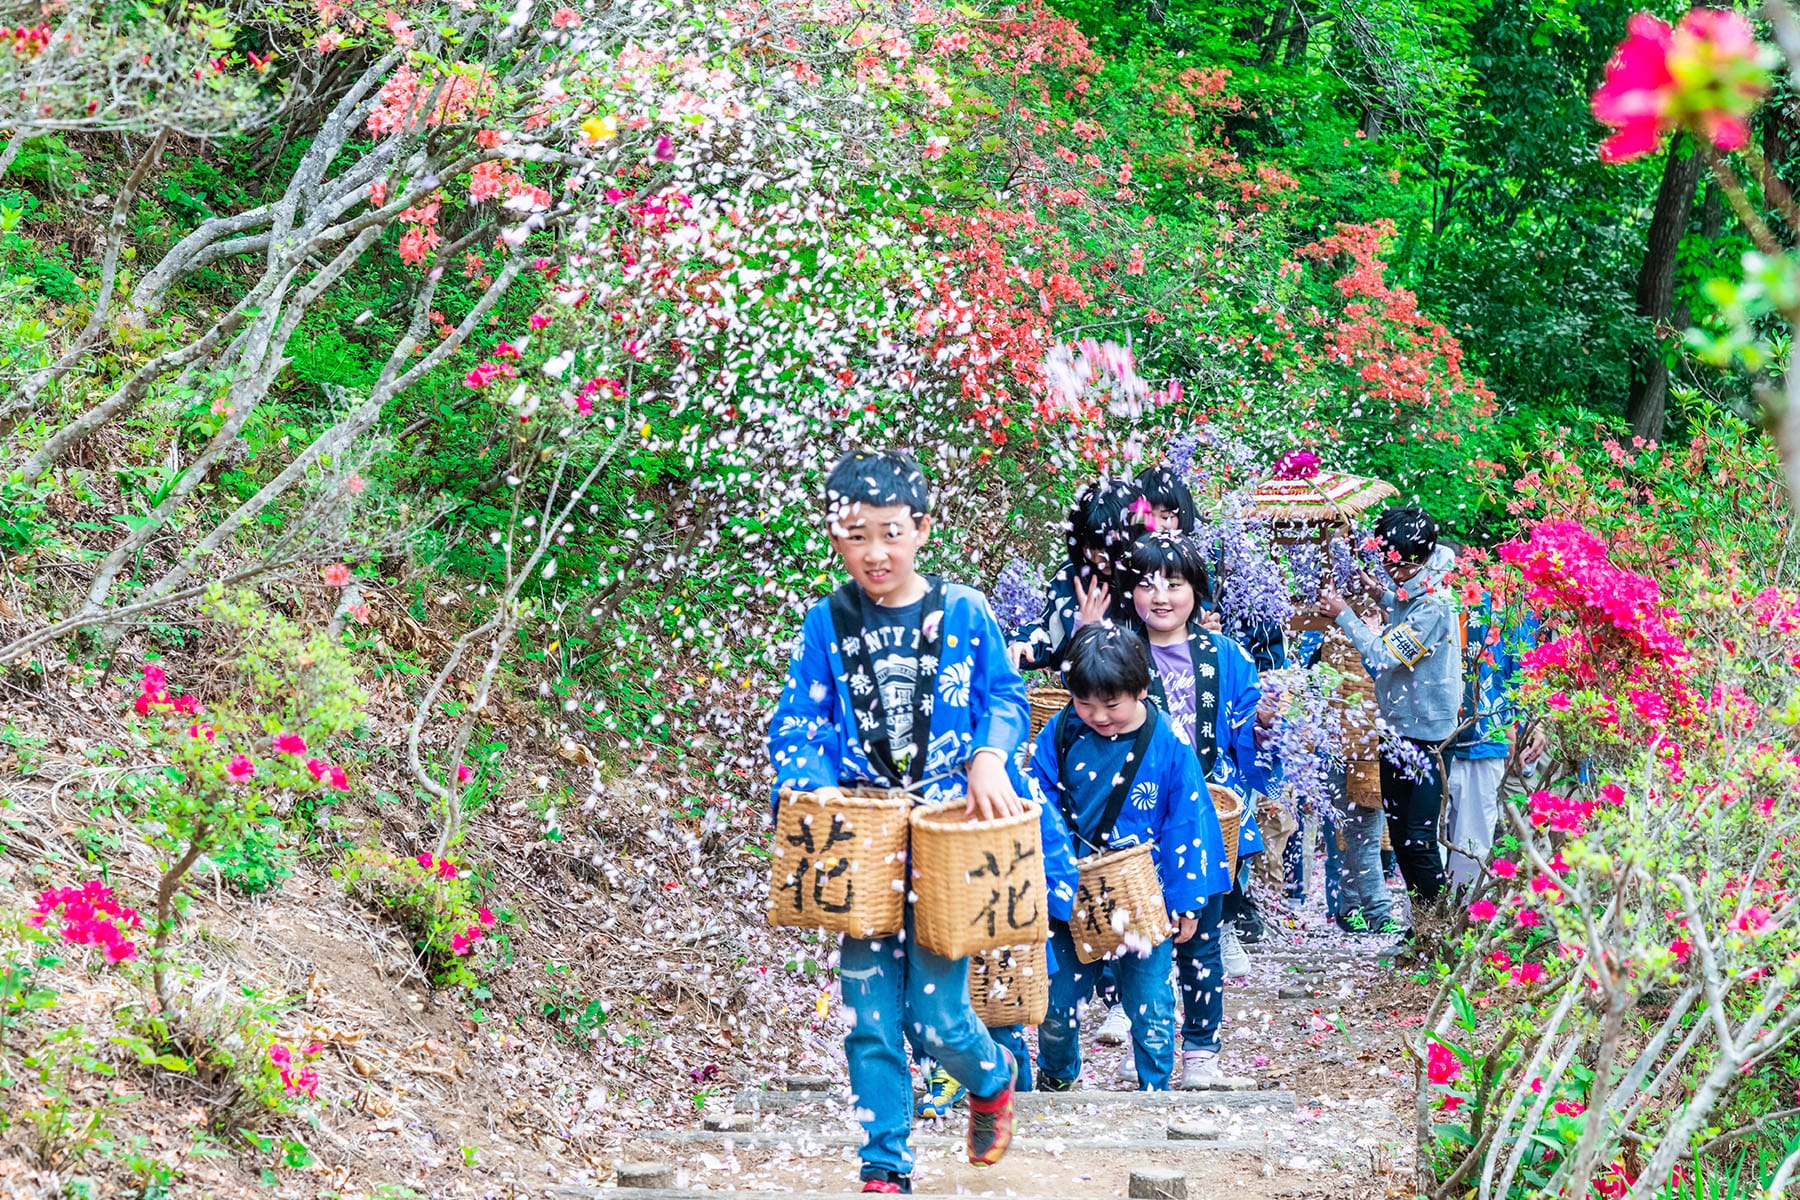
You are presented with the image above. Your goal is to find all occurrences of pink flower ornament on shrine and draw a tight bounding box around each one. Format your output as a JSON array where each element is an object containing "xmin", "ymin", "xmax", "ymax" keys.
[{"xmin": 1591, "ymin": 9, "xmax": 1772, "ymax": 163}]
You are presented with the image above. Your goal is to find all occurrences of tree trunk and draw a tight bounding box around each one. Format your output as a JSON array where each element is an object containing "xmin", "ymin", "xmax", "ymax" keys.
[
  {"xmin": 1285, "ymin": 5, "xmax": 1312, "ymax": 63},
  {"xmin": 1626, "ymin": 135, "xmax": 1701, "ymax": 444}
]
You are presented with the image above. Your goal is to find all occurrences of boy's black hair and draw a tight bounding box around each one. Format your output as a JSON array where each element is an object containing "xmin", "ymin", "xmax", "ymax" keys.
[
  {"xmin": 1374, "ymin": 506, "xmax": 1438, "ymax": 564},
  {"xmin": 1065, "ymin": 478, "xmax": 1145, "ymax": 569},
  {"xmin": 825, "ymin": 449, "xmax": 931, "ymax": 521},
  {"xmin": 1123, "ymin": 532, "xmax": 1212, "ymax": 604},
  {"xmin": 1063, "ymin": 623, "xmax": 1151, "ymax": 701},
  {"xmin": 1134, "ymin": 464, "xmax": 1196, "ymax": 534}
]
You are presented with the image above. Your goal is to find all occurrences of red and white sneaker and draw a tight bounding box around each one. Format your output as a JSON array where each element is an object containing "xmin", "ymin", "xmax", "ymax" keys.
[{"xmin": 966, "ymin": 1048, "xmax": 1018, "ymax": 1166}]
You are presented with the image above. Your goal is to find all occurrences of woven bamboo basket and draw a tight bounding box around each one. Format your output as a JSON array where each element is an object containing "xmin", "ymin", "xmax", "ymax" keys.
[
  {"xmin": 1346, "ymin": 757, "xmax": 1383, "ymax": 810},
  {"xmin": 1027, "ymin": 687, "xmax": 1070, "ymax": 740},
  {"xmin": 968, "ymin": 940, "xmax": 1050, "ymax": 1028},
  {"xmin": 909, "ymin": 800, "xmax": 1047, "ymax": 959},
  {"xmin": 1069, "ymin": 842, "xmax": 1171, "ymax": 963},
  {"xmin": 1210, "ymin": 784, "xmax": 1245, "ymax": 879},
  {"xmin": 767, "ymin": 787, "xmax": 909, "ymax": 938},
  {"xmin": 1381, "ymin": 821, "xmax": 1394, "ymax": 852}
]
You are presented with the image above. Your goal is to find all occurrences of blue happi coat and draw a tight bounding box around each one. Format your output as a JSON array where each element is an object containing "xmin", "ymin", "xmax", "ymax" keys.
[
  {"xmin": 766, "ymin": 579, "xmax": 1078, "ymax": 923},
  {"xmin": 1013, "ymin": 560, "xmax": 1139, "ymax": 672},
  {"xmin": 1025, "ymin": 710, "xmax": 1230, "ymax": 916},
  {"xmin": 1139, "ymin": 624, "xmax": 1268, "ymax": 863}
]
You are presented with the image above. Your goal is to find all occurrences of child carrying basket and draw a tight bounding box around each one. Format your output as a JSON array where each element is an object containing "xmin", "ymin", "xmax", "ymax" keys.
[
  {"xmin": 1024, "ymin": 624, "xmax": 1228, "ymax": 1092},
  {"xmin": 766, "ymin": 450, "xmax": 1077, "ymax": 1192}
]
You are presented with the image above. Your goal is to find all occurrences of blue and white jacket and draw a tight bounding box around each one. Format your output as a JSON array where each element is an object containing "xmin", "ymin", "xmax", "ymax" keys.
[
  {"xmin": 1025, "ymin": 711, "xmax": 1231, "ymax": 916},
  {"xmin": 766, "ymin": 579, "xmax": 1078, "ymax": 922}
]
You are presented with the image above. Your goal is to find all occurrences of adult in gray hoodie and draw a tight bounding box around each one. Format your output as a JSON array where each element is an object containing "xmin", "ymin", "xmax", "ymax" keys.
[{"xmin": 1321, "ymin": 508, "xmax": 1460, "ymax": 905}]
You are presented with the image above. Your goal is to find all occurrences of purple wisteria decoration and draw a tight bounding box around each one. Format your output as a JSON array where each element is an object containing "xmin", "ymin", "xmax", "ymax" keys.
[
  {"xmin": 990, "ymin": 557, "xmax": 1046, "ymax": 636},
  {"xmin": 1259, "ymin": 666, "xmax": 1342, "ymax": 820},
  {"xmin": 1378, "ymin": 719, "xmax": 1434, "ymax": 782},
  {"xmin": 1286, "ymin": 543, "xmax": 1322, "ymax": 605}
]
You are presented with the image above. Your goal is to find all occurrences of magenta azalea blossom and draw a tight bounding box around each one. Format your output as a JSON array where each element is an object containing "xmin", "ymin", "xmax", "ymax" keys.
[
  {"xmin": 227, "ymin": 754, "xmax": 257, "ymax": 781},
  {"xmin": 272, "ymin": 732, "xmax": 307, "ymax": 755},
  {"xmin": 1591, "ymin": 8, "xmax": 1770, "ymax": 162}
]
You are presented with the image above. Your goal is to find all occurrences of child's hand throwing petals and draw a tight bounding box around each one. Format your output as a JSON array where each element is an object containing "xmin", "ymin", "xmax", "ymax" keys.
[
  {"xmin": 1199, "ymin": 609, "xmax": 1223, "ymax": 633},
  {"xmin": 964, "ymin": 751, "xmax": 1023, "ymax": 821},
  {"xmin": 1005, "ymin": 642, "xmax": 1030, "ymax": 669},
  {"xmin": 1172, "ymin": 913, "xmax": 1199, "ymax": 944},
  {"xmin": 1319, "ymin": 588, "xmax": 1349, "ymax": 618},
  {"xmin": 1072, "ymin": 574, "xmax": 1110, "ymax": 629}
]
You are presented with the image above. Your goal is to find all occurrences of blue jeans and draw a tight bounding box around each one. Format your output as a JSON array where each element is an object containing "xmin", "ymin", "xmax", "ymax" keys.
[
  {"xmin": 1174, "ymin": 894, "xmax": 1224, "ymax": 1053},
  {"xmin": 990, "ymin": 1024, "xmax": 1034, "ymax": 1092},
  {"xmin": 840, "ymin": 930, "xmax": 1012, "ymax": 1176},
  {"xmin": 1332, "ymin": 795, "xmax": 1394, "ymax": 926},
  {"xmin": 1039, "ymin": 921, "xmax": 1176, "ymax": 1089}
]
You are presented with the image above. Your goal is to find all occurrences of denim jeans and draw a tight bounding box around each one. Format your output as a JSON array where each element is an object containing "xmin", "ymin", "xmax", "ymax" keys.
[
  {"xmin": 839, "ymin": 929, "xmax": 1012, "ymax": 1176},
  {"xmin": 1383, "ymin": 740, "xmax": 1447, "ymax": 902},
  {"xmin": 1039, "ymin": 920, "xmax": 1177, "ymax": 1089},
  {"xmin": 1174, "ymin": 894, "xmax": 1224, "ymax": 1053},
  {"xmin": 1332, "ymin": 795, "xmax": 1394, "ymax": 926},
  {"xmin": 989, "ymin": 1024, "xmax": 1034, "ymax": 1092}
]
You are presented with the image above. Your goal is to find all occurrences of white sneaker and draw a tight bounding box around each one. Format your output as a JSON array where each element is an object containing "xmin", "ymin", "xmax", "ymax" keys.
[
  {"xmin": 1221, "ymin": 927, "xmax": 1252, "ymax": 979},
  {"xmin": 1116, "ymin": 1050, "xmax": 1139, "ymax": 1088},
  {"xmin": 1178, "ymin": 1049, "xmax": 1223, "ymax": 1090},
  {"xmin": 1095, "ymin": 1005, "xmax": 1132, "ymax": 1046}
]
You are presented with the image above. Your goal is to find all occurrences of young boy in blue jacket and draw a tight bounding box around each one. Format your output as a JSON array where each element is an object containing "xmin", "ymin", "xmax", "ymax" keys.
[
  {"xmin": 1026, "ymin": 623, "xmax": 1229, "ymax": 1091},
  {"xmin": 767, "ymin": 449, "xmax": 1076, "ymax": 1192},
  {"xmin": 1125, "ymin": 533, "xmax": 1268, "ymax": 1088}
]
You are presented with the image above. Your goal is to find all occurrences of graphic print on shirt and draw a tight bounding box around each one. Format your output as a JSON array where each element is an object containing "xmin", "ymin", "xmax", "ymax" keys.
[{"xmin": 864, "ymin": 613, "xmax": 922, "ymax": 754}]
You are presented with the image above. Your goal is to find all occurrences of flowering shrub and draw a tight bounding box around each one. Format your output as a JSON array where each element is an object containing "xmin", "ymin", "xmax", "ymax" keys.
[
  {"xmin": 1416, "ymin": 421, "xmax": 1800, "ymax": 1197},
  {"xmin": 129, "ymin": 588, "xmax": 365, "ymax": 1008},
  {"xmin": 338, "ymin": 847, "xmax": 500, "ymax": 989}
]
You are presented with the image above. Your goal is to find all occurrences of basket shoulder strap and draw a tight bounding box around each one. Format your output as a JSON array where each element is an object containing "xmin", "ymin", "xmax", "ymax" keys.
[{"xmin": 1056, "ymin": 706, "xmax": 1159, "ymax": 854}]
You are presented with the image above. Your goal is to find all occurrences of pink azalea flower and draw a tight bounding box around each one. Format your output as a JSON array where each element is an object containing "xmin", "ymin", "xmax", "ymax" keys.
[
  {"xmin": 416, "ymin": 853, "xmax": 434, "ymax": 870},
  {"xmin": 321, "ymin": 563, "xmax": 352, "ymax": 587},
  {"xmin": 1490, "ymin": 859, "xmax": 1517, "ymax": 879},
  {"xmin": 1518, "ymin": 909, "xmax": 1542, "ymax": 928},
  {"xmin": 1669, "ymin": 937, "xmax": 1692, "ymax": 963},
  {"xmin": 272, "ymin": 732, "xmax": 307, "ymax": 756},
  {"xmin": 328, "ymin": 765, "xmax": 349, "ymax": 791},
  {"xmin": 1735, "ymin": 906, "xmax": 1772, "ymax": 934},
  {"xmin": 1590, "ymin": 14, "xmax": 1676, "ymax": 163},
  {"xmin": 478, "ymin": 907, "xmax": 495, "ymax": 927},
  {"xmin": 268, "ymin": 1045, "xmax": 292, "ymax": 1066},
  {"xmin": 227, "ymin": 755, "xmax": 257, "ymax": 781},
  {"xmin": 456, "ymin": 764, "xmax": 473, "ymax": 783},
  {"xmin": 306, "ymin": 758, "xmax": 329, "ymax": 781},
  {"xmin": 1426, "ymin": 1041, "xmax": 1462, "ymax": 1086},
  {"xmin": 1512, "ymin": 963, "xmax": 1546, "ymax": 985},
  {"xmin": 1591, "ymin": 9, "xmax": 1770, "ymax": 163},
  {"xmin": 189, "ymin": 723, "xmax": 215, "ymax": 742},
  {"xmin": 653, "ymin": 134, "xmax": 675, "ymax": 161},
  {"xmin": 1468, "ymin": 900, "xmax": 1498, "ymax": 922}
]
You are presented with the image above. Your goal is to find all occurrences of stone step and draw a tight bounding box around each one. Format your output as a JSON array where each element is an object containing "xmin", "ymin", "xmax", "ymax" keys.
[
  {"xmin": 568, "ymin": 1191, "xmax": 1130, "ymax": 1200},
  {"xmin": 629, "ymin": 1129, "xmax": 1283, "ymax": 1156},
  {"xmin": 732, "ymin": 1087, "xmax": 1295, "ymax": 1114}
]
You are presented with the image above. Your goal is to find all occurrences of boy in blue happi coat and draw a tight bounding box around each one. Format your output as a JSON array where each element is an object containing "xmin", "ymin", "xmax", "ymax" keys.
[
  {"xmin": 1026, "ymin": 623, "xmax": 1229, "ymax": 1091},
  {"xmin": 1125, "ymin": 533, "xmax": 1270, "ymax": 1087},
  {"xmin": 766, "ymin": 449, "xmax": 1077, "ymax": 1192}
]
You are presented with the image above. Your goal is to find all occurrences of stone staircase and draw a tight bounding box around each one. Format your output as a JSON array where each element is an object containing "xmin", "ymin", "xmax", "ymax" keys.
[{"xmin": 571, "ymin": 923, "xmax": 1417, "ymax": 1199}]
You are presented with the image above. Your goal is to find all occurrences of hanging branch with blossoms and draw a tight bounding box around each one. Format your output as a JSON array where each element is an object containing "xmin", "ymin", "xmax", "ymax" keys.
[{"xmin": 1588, "ymin": 3, "xmax": 1800, "ymax": 520}]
